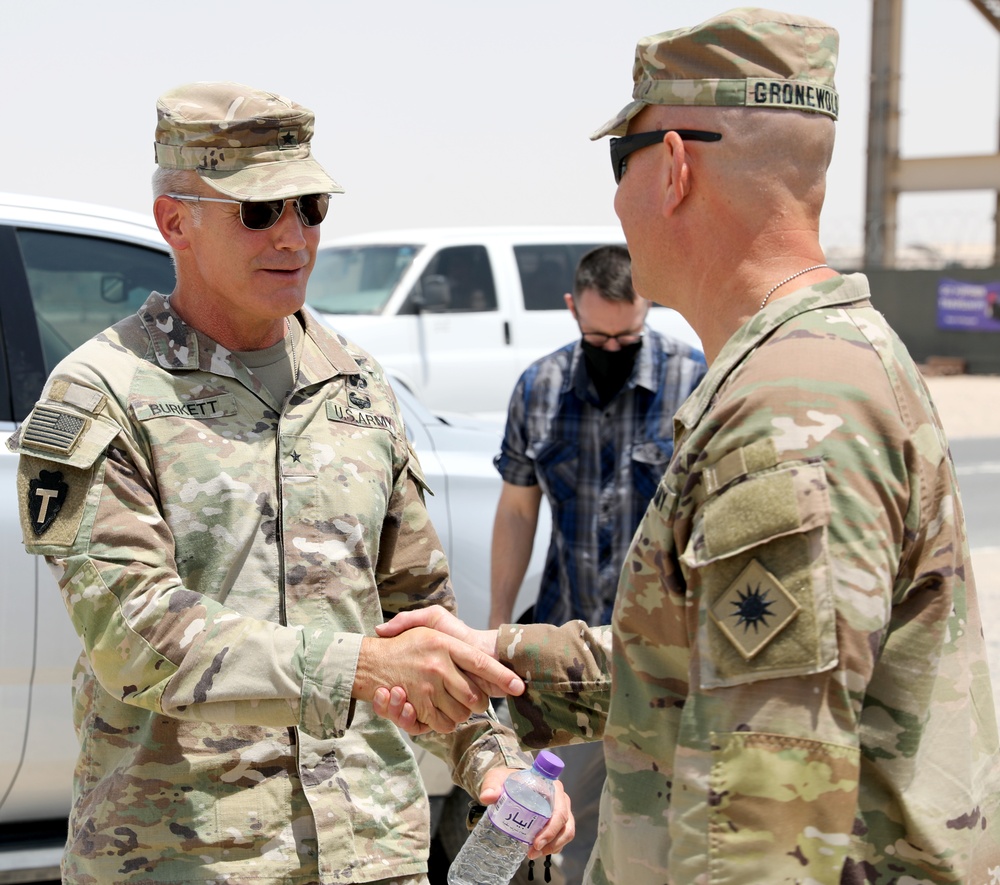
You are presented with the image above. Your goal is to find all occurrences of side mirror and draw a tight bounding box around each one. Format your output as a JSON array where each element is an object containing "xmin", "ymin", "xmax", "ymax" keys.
[{"xmin": 412, "ymin": 274, "xmax": 450, "ymax": 312}]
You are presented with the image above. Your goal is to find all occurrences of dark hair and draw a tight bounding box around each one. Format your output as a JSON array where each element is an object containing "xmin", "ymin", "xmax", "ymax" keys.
[{"xmin": 573, "ymin": 244, "xmax": 635, "ymax": 304}]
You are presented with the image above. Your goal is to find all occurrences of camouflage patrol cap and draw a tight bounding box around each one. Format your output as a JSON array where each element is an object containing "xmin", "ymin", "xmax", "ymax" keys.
[
  {"xmin": 591, "ymin": 7, "xmax": 839, "ymax": 140},
  {"xmin": 154, "ymin": 81, "xmax": 343, "ymax": 200}
]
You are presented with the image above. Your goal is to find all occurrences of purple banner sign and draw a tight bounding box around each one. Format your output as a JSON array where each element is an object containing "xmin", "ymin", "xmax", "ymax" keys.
[{"xmin": 936, "ymin": 278, "xmax": 1000, "ymax": 333}]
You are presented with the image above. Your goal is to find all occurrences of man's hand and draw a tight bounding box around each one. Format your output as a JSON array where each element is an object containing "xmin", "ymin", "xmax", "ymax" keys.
[
  {"xmin": 370, "ymin": 608, "xmax": 504, "ymax": 734},
  {"xmin": 355, "ymin": 624, "xmax": 521, "ymax": 734},
  {"xmin": 375, "ymin": 605, "xmax": 499, "ymax": 659},
  {"xmin": 373, "ymin": 685, "xmax": 425, "ymax": 734},
  {"xmin": 479, "ymin": 767, "xmax": 575, "ymax": 860}
]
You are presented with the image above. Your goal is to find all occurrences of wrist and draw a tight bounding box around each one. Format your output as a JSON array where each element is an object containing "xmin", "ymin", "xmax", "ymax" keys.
[
  {"xmin": 352, "ymin": 636, "xmax": 378, "ymax": 702},
  {"xmin": 479, "ymin": 628, "xmax": 500, "ymax": 660}
]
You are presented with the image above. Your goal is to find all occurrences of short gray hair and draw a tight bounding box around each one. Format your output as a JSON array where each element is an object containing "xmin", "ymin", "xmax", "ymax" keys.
[{"xmin": 151, "ymin": 168, "xmax": 204, "ymax": 222}]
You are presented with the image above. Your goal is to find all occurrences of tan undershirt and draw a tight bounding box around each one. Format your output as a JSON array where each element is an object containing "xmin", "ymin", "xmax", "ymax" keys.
[{"xmin": 233, "ymin": 313, "xmax": 301, "ymax": 403}]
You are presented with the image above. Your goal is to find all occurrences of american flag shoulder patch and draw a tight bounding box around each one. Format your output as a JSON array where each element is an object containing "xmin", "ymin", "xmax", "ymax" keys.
[{"xmin": 23, "ymin": 405, "xmax": 87, "ymax": 455}]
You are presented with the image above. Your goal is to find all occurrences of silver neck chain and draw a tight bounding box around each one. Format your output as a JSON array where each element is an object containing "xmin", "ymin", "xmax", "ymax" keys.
[
  {"xmin": 285, "ymin": 316, "xmax": 299, "ymax": 383},
  {"xmin": 759, "ymin": 264, "xmax": 829, "ymax": 311}
]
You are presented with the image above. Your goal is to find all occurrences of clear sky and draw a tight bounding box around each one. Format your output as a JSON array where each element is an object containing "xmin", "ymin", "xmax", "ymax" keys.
[{"xmin": 1, "ymin": 0, "xmax": 997, "ymax": 258}]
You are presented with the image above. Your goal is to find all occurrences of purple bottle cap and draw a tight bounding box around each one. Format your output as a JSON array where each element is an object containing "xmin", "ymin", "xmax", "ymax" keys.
[{"xmin": 533, "ymin": 750, "xmax": 565, "ymax": 779}]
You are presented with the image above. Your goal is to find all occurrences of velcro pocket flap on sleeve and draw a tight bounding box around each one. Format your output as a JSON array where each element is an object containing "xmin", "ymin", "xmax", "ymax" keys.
[
  {"xmin": 684, "ymin": 462, "xmax": 830, "ymax": 567},
  {"xmin": 17, "ymin": 405, "xmax": 121, "ymax": 469},
  {"xmin": 682, "ymin": 462, "xmax": 838, "ymax": 688},
  {"xmin": 15, "ymin": 408, "xmax": 121, "ymax": 549}
]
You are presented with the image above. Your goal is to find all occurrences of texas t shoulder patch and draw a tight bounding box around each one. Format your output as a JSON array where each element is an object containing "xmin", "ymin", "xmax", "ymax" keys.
[{"xmin": 27, "ymin": 469, "xmax": 69, "ymax": 536}]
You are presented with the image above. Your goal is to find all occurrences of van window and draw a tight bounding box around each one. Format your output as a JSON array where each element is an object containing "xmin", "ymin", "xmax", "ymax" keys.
[
  {"xmin": 15, "ymin": 229, "xmax": 176, "ymax": 373},
  {"xmin": 515, "ymin": 244, "xmax": 605, "ymax": 310},
  {"xmin": 308, "ymin": 244, "xmax": 420, "ymax": 315},
  {"xmin": 400, "ymin": 246, "xmax": 497, "ymax": 315}
]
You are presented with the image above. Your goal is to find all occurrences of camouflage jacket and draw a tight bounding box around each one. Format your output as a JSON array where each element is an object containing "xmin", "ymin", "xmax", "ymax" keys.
[
  {"xmin": 10, "ymin": 293, "xmax": 526, "ymax": 884},
  {"xmin": 500, "ymin": 274, "xmax": 1000, "ymax": 884}
]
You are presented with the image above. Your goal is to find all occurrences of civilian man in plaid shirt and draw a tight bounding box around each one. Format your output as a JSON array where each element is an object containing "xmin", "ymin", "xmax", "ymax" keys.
[{"xmin": 488, "ymin": 244, "xmax": 706, "ymax": 883}]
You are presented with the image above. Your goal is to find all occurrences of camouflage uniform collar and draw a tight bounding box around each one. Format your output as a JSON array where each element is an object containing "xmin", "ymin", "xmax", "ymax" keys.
[
  {"xmin": 674, "ymin": 272, "xmax": 868, "ymax": 434},
  {"xmin": 137, "ymin": 292, "xmax": 362, "ymax": 384},
  {"xmin": 139, "ymin": 292, "xmax": 203, "ymax": 371},
  {"xmin": 295, "ymin": 307, "xmax": 365, "ymax": 382}
]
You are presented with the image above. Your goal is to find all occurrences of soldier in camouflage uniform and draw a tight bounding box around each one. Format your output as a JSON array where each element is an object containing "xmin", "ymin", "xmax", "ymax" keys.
[
  {"xmin": 7, "ymin": 81, "xmax": 572, "ymax": 884},
  {"xmin": 377, "ymin": 9, "xmax": 1000, "ymax": 883}
]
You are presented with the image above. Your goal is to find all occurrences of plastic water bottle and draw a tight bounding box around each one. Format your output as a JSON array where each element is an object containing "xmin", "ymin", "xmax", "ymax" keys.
[{"xmin": 447, "ymin": 750, "xmax": 565, "ymax": 885}]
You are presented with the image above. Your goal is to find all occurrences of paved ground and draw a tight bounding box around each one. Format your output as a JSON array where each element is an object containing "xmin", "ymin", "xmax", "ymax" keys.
[
  {"xmin": 923, "ymin": 374, "xmax": 1000, "ymax": 714},
  {"xmin": 924, "ymin": 374, "xmax": 1000, "ymax": 441}
]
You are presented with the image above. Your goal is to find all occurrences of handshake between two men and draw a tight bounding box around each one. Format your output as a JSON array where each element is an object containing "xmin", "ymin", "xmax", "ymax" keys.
[
  {"xmin": 364, "ymin": 606, "xmax": 502, "ymax": 735},
  {"xmin": 355, "ymin": 607, "xmax": 575, "ymax": 861},
  {"xmin": 354, "ymin": 610, "xmax": 514, "ymax": 735}
]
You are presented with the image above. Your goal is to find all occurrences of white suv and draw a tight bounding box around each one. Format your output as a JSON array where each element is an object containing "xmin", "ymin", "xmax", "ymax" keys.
[{"xmin": 0, "ymin": 194, "xmax": 544, "ymax": 881}]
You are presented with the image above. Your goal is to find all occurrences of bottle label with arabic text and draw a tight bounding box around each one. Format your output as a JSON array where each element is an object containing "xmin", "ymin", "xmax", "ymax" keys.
[{"xmin": 486, "ymin": 787, "xmax": 547, "ymax": 844}]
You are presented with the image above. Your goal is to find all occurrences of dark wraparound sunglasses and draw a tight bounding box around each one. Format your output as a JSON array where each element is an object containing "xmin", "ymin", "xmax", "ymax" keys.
[
  {"xmin": 610, "ymin": 129, "xmax": 722, "ymax": 184},
  {"xmin": 167, "ymin": 192, "xmax": 331, "ymax": 230}
]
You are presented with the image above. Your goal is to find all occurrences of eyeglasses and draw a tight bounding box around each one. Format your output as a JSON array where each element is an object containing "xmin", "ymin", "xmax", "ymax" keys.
[
  {"xmin": 580, "ymin": 330, "xmax": 644, "ymax": 348},
  {"xmin": 609, "ymin": 129, "xmax": 722, "ymax": 184},
  {"xmin": 166, "ymin": 192, "xmax": 331, "ymax": 230}
]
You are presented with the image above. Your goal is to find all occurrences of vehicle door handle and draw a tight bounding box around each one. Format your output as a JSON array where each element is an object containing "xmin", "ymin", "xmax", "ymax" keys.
[{"xmin": 504, "ymin": 320, "xmax": 511, "ymax": 345}]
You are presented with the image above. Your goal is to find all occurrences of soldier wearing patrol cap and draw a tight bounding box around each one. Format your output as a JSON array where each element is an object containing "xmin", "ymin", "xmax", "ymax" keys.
[
  {"xmin": 7, "ymin": 81, "xmax": 573, "ymax": 884},
  {"xmin": 377, "ymin": 9, "xmax": 1000, "ymax": 883}
]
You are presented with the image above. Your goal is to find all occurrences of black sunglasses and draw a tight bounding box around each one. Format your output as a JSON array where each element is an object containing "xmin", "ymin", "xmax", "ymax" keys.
[
  {"xmin": 167, "ymin": 192, "xmax": 331, "ymax": 231},
  {"xmin": 609, "ymin": 129, "xmax": 722, "ymax": 184}
]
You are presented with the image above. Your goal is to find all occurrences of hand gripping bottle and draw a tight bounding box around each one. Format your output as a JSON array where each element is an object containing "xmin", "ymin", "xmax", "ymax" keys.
[{"xmin": 447, "ymin": 750, "xmax": 565, "ymax": 885}]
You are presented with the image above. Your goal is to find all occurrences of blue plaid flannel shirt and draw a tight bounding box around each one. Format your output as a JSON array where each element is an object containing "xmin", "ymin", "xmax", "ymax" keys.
[{"xmin": 494, "ymin": 328, "xmax": 706, "ymax": 626}]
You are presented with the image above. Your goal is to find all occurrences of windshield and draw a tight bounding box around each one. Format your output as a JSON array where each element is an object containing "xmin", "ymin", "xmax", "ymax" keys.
[{"xmin": 306, "ymin": 244, "xmax": 421, "ymax": 314}]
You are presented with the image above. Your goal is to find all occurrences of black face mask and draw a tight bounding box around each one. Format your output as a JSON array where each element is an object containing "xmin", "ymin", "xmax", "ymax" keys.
[{"xmin": 581, "ymin": 339, "xmax": 642, "ymax": 405}]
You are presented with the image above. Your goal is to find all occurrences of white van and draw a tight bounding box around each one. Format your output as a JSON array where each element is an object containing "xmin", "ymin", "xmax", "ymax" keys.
[{"xmin": 306, "ymin": 226, "xmax": 701, "ymax": 418}]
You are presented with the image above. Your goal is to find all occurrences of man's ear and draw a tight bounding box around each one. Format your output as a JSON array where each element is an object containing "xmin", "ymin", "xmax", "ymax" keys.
[
  {"xmin": 659, "ymin": 132, "xmax": 690, "ymax": 219},
  {"xmin": 563, "ymin": 292, "xmax": 576, "ymax": 317},
  {"xmin": 153, "ymin": 195, "xmax": 191, "ymax": 251}
]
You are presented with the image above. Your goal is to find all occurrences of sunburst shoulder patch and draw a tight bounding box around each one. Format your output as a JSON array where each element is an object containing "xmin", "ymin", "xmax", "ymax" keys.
[{"xmin": 709, "ymin": 559, "xmax": 801, "ymax": 660}]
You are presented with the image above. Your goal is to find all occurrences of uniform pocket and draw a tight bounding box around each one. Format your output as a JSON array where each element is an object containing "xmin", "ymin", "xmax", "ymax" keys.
[
  {"xmin": 681, "ymin": 461, "xmax": 838, "ymax": 689},
  {"xmin": 708, "ymin": 730, "xmax": 859, "ymax": 881}
]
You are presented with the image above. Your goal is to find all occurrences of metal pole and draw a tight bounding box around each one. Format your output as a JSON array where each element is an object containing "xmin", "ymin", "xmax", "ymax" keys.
[
  {"xmin": 996, "ymin": 50, "xmax": 1000, "ymax": 265},
  {"xmin": 864, "ymin": 0, "xmax": 903, "ymax": 268}
]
